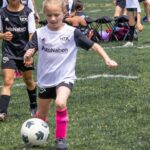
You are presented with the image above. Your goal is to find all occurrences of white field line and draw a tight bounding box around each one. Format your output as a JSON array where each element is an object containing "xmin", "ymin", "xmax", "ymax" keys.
[
  {"xmin": 0, "ymin": 74, "xmax": 138, "ymax": 88},
  {"xmin": 77, "ymin": 74, "xmax": 138, "ymax": 80}
]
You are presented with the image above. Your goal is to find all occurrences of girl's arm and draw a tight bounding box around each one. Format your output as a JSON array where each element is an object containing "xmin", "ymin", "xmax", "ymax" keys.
[
  {"xmin": 0, "ymin": 31, "xmax": 13, "ymax": 41},
  {"xmin": 24, "ymin": 31, "xmax": 38, "ymax": 66},
  {"xmin": 91, "ymin": 43, "xmax": 118, "ymax": 68},
  {"xmin": 24, "ymin": 48, "xmax": 36, "ymax": 67}
]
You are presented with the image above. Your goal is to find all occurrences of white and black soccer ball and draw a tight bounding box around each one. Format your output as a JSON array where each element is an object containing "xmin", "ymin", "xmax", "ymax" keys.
[{"xmin": 21, "ymin": 118, "xmax": 49, "ymax": 146}]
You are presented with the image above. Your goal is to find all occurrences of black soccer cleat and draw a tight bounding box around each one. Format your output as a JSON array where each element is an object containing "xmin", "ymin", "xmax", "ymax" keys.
[
  {"xmin": 55, "ymin": 138, "xmax": 67, "ymax": 150},
  {"xmin": 30, "ymin": 107, "xmax": 37, "ymax": 117},
  {"xmin": 0, "ymin": 113, "xmax": 7, "ymax": 121}
]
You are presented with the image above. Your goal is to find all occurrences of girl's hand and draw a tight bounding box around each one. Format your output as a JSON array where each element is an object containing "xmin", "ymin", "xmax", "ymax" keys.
[
  {"xmin": 105, "ymin": 59, "xmax": 118, "ymax": 68},
  {"xmin": 24, "ymin": 49, "xmax": 35, "ymax": 67},
  {"xmin": 3, "ymin": 31, "xmax": 13, "ymax": 41}
]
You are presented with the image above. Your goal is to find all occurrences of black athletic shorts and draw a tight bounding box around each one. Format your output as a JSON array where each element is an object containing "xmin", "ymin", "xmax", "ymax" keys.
[
  {"xmin": 38, "ymin": 82, "xmax": 73, "ymax": 99},
  {"xmin": 126, "ymin": 8, "xmax": 137, "ymax": 12},
  {"xmin": 1, "ymin": 56, "xmax": 34, "ymax": 72},
  {"xmin": 138, "ymin": 0, "xmax": 146, "ymax": 2},
  {"xmin": 116, "ymin": 0, "xmax": 126, "ymax": 9}
]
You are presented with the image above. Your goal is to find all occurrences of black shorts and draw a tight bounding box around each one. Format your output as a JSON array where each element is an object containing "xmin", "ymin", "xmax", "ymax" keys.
[
  {"xmin": 38, "ymin": 82, "xmax": 74, "ymax": 99},
  {"xmin": 127, "ymin": 8, "xmax": 137, "ymax": 12},
  {"xmin": 116, "ymin": 0, "xmax": 126, "ymax": 9},
  {"xmin": 1, "ymin": 57, "xmax": 34, "ymax": 72},
  {"xmin": 138, "ymin": 0, "xmax": 146, "ymax": 2}
]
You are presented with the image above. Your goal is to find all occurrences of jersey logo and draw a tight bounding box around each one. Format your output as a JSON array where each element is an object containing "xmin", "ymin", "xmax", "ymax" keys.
[
  {"xmin": 19, "ymin": 16, "xmax": 28, "ymax": 23},
  {"xmin": 59, "ymin": 35, "xmax": 70, "ymax": 43},
  {"xmin": 4, "ymin": 18, "xmax": 9, "ymax": 22},
  {"xmin": 21, "ymin": 0, "xmax": 28, "ymax": 5},
  {"xmin": 39, "ymin": 88, "xmax": 46, "ymax": 94},
  {"xmin": 2, "ymin": 57, "xmax": 9, "ymax": 64}
]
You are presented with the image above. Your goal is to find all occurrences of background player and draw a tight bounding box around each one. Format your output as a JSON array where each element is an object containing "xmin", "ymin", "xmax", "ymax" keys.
[{"xmin": 0, "ymin": 0, "xmax": 37, "ymax": 121}]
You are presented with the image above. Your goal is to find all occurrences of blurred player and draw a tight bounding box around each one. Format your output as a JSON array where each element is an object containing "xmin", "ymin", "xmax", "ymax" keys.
[
  {"xmin": 124, "ymin": 0, "xmax": 140, "ymax": 46},
  {"xmin": 0, "ymin": 0, "xmax": 37, "ymax": 121},
  {"xmin": 113, "ymin": 0, "xmax": 127, "ymax": 17}
]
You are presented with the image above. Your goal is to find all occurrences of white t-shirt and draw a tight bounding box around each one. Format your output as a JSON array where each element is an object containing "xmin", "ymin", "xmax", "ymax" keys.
[{"xmin": 2, "ymin": 0, "xmax": 35, "ymax": 13}]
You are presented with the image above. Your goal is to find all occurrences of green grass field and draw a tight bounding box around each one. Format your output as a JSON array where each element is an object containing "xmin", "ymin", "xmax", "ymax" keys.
[{"xmin": 0, "ymin": 0, "xmax": 150, "ymax": 150}]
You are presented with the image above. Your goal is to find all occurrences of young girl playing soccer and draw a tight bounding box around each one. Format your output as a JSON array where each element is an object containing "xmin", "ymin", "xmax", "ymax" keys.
[
  {"xmin": 24, "ymin": 0, "xmax": 118, "ymax": 149},
  {"xmin": 0, "ymin": 0, "xmax": 37, "ymax": 120}
]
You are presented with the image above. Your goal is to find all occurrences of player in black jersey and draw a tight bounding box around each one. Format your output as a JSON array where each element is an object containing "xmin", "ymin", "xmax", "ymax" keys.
[
  {"xmin": 2, "ymin": 0, "xmax": 39, "ymax": 78},
  {"xmin": 0, "ymin": 0, "xmax": 37, "ymax": 121},
  {"xmin": 3, "ymin": 0, "xmax": 40, "ymax": 23}
]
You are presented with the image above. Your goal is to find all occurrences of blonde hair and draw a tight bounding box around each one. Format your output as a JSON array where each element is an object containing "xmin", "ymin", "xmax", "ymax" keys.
[{"xmin": 43, "ymin": 0, "xmax": 67, "ymax": 12}]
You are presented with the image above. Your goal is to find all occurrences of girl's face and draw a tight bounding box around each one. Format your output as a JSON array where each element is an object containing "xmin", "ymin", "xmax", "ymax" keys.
[{"xmin": 44, "ymin": 4, "xmax": 66, "ymax": 31}]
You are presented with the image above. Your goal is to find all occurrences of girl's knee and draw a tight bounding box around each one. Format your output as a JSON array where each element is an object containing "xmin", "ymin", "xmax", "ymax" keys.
[
  {"xmin": 4, "ymin": 77, "xmax": 14, "ymax": 88},
  {"xmin": 24, "ymin": 77, "xmax": 35, "ymax": 87},
  {"xmin": 55, "ymin": 100, "xmax": 66, "ymax": 110}
]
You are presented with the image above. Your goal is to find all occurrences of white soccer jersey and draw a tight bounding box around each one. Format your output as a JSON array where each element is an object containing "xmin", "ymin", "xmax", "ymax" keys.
[
  {"xmin": 37, "ymin": 25, "xmax": 77, "ymax": 87},
  {"xmin": 25, "ymin": 24, "xmax": 94, "ymax": 88}
]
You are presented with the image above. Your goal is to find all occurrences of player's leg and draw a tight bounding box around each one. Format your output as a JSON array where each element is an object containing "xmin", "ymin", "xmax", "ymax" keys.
[
  {"xmin": 22, "ymin": 70, "xmax": 37, "ymax": 116},
  {"xmin": 114, "ymin": 5, "xmax": 123, "ymax": 17},
  {"xmin": 136, "ymin": 0, "xmax": 144, "ymax": 32},
  {"xmin": 55, "ymin": 82, "xmax": 73, "ymax": 150},
  {"xmin": 137, "ymin": 12, "xmax": 144, "ymax": 31},
  {"xmin": 123, "ymin": 8, "xmax": 137, "ymax": 46},
  {"xmin": 35, "ymin": 98, "xmax": 51, "ymax": 122},
  {"xmin": 114, "ymin": 0, "xmax": 126, "ymax": 17},
  {"xmin": 0, "ymin": 58, "xmax": 16, "ymax": 121},
  {"xmin": 35, "ymin": 86, "xmax": 56, "ymax": 121},
  {"xmin": 0, "ymin": 68, "xmax": 15, "ymax": 120},
  {"xmin": 143, "ymin": 0, "xmax": 150, "ymax": 22}
]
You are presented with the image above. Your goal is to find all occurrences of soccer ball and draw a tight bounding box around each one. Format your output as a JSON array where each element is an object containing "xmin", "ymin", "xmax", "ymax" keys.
[{"xmin": 20, "ymin": 118, "xmax": 49, "ymax": 146}]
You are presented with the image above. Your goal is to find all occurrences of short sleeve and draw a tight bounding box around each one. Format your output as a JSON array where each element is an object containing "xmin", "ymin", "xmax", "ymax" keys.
[
  {"xmin": 28, "ymin": 0, "xmax": 35, "ymax": 13},
  {"xmin": 28, "ymin": 11, "xmax": 36, "ymax": 33},
  {"xmin": 0, "ymin": 15, "xmax": 3, "ymax": 32},
  {"xmin": 24, "ymin": 31, "xmax": 38, "ymax": 51},
  {"xmin": 74, "ymin": 29, "xmax": 94, "ymax": 50},
  {"xmin": 2, "ymin": 0, "xmax": 8, "ymax": 7}
]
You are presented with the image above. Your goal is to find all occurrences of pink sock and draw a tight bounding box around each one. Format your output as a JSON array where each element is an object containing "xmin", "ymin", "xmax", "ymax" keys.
[
  {"xmin": 56, "ymin": 108, "xmax": 68, "ymax": 139},
  {"xmin": 34, "ymin": 112, "xmax": 47, "ymax": 122}
]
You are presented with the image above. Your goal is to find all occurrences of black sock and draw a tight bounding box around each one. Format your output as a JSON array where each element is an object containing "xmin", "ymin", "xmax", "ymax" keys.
[
  {"xmin": 27, "ymin": 87, "xmax": 37, "ymax": 109},
  {"xmin": 0, "ymin": 95, "xmax": 10, "ymax": 114},
  {"xmin": 128, "ymin": 26, "xmax": 135, "ymax": 42}
]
